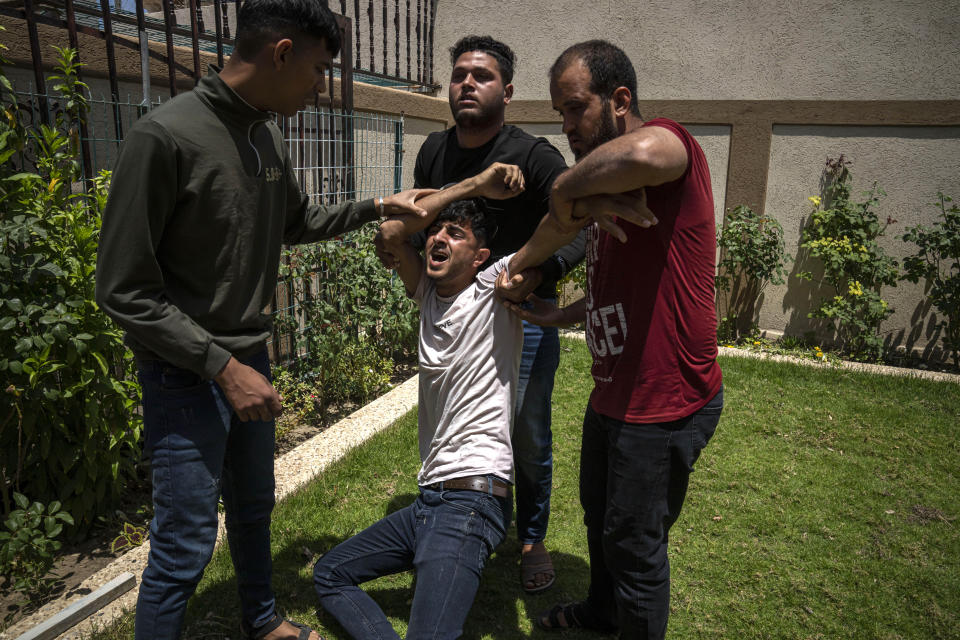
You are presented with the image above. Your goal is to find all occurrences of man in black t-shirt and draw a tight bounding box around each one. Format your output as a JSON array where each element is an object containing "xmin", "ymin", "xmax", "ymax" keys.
[{"xmin": 403, "ymin": 35, "xmax": 585, "ymax": 594}]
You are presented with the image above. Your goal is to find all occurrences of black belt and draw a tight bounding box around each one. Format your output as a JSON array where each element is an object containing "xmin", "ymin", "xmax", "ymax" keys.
[{"xmin": 427, "ymin": 475, "xmax": 511, "ymax": 498}]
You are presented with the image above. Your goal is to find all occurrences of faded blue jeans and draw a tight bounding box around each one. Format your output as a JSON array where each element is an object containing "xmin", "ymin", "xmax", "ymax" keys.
[
  {"xmin": 314, "ymin": 484, "xmax": 511, "ymax": 639},
  {"xmin": 513, "ymin": 310, "xmax": 560, "ymax": 545},
  {"xmin": 135, "ymin": 349, "xmax": 278, "ymax": 640},
  {"xmin": 579, "ymin": 387, "xmax": 724, "ymax": 639}
]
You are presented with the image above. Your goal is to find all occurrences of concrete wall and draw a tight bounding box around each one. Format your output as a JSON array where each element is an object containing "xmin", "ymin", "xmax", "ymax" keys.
[
  {"xmin": 432, "ymin": 0, "xmax": 960, "ymax": 102},
  {"xmin": 763, "ymin": 126, "xmax": 960, "ymax": 359}
]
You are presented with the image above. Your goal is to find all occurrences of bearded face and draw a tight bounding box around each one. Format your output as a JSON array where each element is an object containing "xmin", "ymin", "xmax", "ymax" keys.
[{"xmin": 578, "ymin": 100, "xmax": 619, "ymax": 160}]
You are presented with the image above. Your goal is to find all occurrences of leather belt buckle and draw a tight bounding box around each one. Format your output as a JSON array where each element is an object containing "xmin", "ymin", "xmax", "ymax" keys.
[{"xmin": 434, "ymin": 475, "xmax": 510, "ymax": 498}]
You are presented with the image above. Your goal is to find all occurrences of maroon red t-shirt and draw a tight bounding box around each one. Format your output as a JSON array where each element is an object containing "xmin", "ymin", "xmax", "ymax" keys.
[{"xmin": 585, "ymin": 118, "xmax": 722, "ymax": 423}]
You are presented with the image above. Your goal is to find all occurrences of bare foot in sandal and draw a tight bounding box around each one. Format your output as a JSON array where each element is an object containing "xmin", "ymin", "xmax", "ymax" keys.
[
  {"xmin": 521, "ymin": 542, "xmax": 556, "ymax": 593},
  {"xmin": 262, "ymin": 620, "xmax": 323, "ymax": 640}
]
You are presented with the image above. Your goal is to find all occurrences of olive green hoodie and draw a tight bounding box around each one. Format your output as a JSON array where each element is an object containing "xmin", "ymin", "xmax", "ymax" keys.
[{"xmin": 95, "ymin": 68, "xmax": 378, "ymax": 379}]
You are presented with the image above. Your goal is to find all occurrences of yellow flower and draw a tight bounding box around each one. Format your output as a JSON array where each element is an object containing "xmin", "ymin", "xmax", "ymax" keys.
[
  {"xmin": 808, "ymin": 196, "xmax": 821, "ymax": 207},
  {"xmin": 753, "ymin": 341, "xmax": 761, "ymax": 345},
  {"xmin": 848, "ymin": 280, "xmax": 863, "ymax": 296}
]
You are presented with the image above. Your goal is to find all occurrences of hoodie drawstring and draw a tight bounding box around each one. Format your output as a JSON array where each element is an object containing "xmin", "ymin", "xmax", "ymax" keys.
[{"xmin": 247, "ymin": 121, "xmax": 262, "ymax": 177}]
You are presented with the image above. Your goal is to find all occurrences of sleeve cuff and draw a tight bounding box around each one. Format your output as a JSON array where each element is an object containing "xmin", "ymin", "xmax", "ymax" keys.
[
  {"xmin": 201, "ymin": 343, "xmax": 233, "ymax": 380},
  {"xmin": 357, "ymin": 198, "xmax": 379, "ymax": 223},
  {"xmin": 538, "ymin": 255, "xmax": 564, "ymax": 283}
]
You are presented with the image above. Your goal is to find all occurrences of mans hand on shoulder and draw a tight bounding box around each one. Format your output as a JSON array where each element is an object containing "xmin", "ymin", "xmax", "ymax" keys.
[
  {"xmin": 214, "ymin": 357, "xmax": 283, "ymax": 422},
  {"xmin": 495, "ymin": 266, "xmax": 543, "ymax": 303}
]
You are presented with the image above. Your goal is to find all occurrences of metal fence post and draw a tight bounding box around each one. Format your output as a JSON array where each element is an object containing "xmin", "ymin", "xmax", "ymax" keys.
[
  {"xmin": 135, "ymin": 0, "xmax": 151, "ymax": 115},
  {"xmin": 393, "ymin": 116, "xmax": 403, "ymax": 194}
]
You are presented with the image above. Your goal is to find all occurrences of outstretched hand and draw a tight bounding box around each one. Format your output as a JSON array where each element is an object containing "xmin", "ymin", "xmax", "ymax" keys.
[
  {"xmin": 550, "ymin": 185, "xmax": 657, "ymax": 241},
  {"xmin": 573, "ymin": 188, "xmax": 657, "ymax": 243}
]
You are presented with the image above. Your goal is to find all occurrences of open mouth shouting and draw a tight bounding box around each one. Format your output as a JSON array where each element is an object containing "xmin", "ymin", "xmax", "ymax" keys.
[{"xmin": 428, "ymin": 244, "xmax": 450, "ymax": 269}]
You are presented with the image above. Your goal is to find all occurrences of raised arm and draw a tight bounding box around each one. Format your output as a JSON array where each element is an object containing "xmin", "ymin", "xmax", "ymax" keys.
[
  {"xmin": 550, "ymin": 124, "xmax": 686, "ymax": 239},
  {"xmin": 376, "ymin": 162, "xmax": 525, "ymax": 268},
  {"xmin": 377, "ymin": 162, "xmax": 525, "ymax": 296},
  {"xmin": 554, "ymin": 125, "xmax": 687, "ymax": 212},
  {"xmin": 499, "ymin": 190, "xmax": 655, "ymax": 302}
]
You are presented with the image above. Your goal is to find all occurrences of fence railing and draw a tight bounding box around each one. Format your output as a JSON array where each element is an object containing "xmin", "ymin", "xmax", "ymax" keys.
[
  {"xmin": 9, "ymin": 80, "xmax": 405, "ymax": 368},
  {"xmin": 329, "ymin": 0, "xmax": 439, "ymax": 91},
  {"xmin": 2, "ymin": 0, "xmax": 438, "ymax": 105}
]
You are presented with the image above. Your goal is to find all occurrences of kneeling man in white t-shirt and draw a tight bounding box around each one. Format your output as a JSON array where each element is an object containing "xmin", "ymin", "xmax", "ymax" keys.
[{"xmin": 315, "ymin": 168, "xmax": 525, "ymax": 639}]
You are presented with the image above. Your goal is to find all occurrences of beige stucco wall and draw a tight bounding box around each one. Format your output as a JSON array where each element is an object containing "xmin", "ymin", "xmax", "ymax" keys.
[
  {"xmin": 400, "ymin": 115, "xmax": 447, "ymax": 188},
  {"xmin": 433, "ymin": 0, "xmax": 960, "ymax": 101},
  {"xmin": 762, "ymin": 126, "xmax": 960, "ymax": 359}
]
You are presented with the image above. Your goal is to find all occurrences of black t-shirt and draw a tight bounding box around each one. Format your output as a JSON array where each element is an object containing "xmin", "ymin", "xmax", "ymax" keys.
[{"xmin": 414, "ymin": 125, "xmax": 585, "ymax": 298}]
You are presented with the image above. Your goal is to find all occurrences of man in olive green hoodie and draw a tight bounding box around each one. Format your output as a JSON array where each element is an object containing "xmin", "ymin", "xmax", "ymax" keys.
[{"xmin": 95, "ymin": 2, "xmax": 427, "ymax": 638}]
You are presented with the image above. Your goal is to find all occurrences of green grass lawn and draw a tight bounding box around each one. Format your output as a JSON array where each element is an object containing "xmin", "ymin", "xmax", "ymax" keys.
[{"xmin": 85, "ymin": 338, "xmax": 960, "ymax": 639}]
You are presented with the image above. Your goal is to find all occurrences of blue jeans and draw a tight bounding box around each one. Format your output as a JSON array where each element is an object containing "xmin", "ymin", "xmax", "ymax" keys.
[
  {"xmin": 135, "ymin": 350, "xmax": 277, "ymax": 640},
  {"xmin": 579, "ymin": 387, "xmax": 723, "ymax": 640},
  {"xmin": 314, "ymin": 484, "xmax": 511, "ymax": 639},
  {"xmin": 513, "ymin": 311, "xmax": 560, "ymax": 545}
]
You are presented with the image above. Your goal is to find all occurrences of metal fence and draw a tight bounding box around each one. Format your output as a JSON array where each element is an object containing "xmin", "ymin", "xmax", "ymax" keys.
[
  {"xmin": 9, "ymin": 82, "xmax": 405, "ymax": 367},
  {"xmin": 1, "ymin": 0, "xmax": 438, "ymax": 109}
]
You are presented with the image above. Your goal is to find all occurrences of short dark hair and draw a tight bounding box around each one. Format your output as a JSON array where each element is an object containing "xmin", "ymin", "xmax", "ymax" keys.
[
  {"xmin": 235, "ymin": 0, "xmax": 341, "ymax": 60},
  {"xmin": 432, "ymin": 199, "xmax": 497, "ymax": 248},
  {"xmin": 450, "ymin": 35, "xmax": 515, "ymax": 85},
  {"xmin": 550, "ymin": 40, "xmax": 641, "ymax": 118}
]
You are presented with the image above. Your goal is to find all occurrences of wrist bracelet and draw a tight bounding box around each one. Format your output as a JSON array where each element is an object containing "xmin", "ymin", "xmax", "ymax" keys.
[{"xmin": 377, "ymin": 196, "xmax": 384, "ymax": 216}]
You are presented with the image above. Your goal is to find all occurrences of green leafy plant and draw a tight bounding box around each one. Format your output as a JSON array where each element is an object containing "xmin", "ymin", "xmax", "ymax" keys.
[
  {"xmin": 0, "ymin": 492, "xmax": 74, "ymax": 602},
  {"xmin": 110, "ymin": 522, "xmax": 147, "ymax": 554},
  {"xmin": 272, "ymin": 365, "xmax": 321, "ymax": 425},
  {"xmin": 0, "ymin": 47, "xmax": 142, "ymax": 533},
  {"xmin": 797, "ymin": 156, "xmax": 899, "ymax": 361},
  {"xmin": 715, "ymin": 204, "xmax": 790, "ymax": 340},
  {"xmin": 274, "ymin": 226, "xmax": 415, "ymax": 417},
  {"xmin": 901, "ymin": 193, "xmax": 960, "ymax": 369}
]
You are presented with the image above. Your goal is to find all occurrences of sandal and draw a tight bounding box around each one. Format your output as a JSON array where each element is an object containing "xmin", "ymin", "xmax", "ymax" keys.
[
  {"xmin": 537, "ymin": 602, "xmax": 618, "ymax": 634},
  {"xmin": 520, "ymin": 544, "xmax": 556, "ymax": 594},
  {"xmin": 241, "ymin": 613, "xmax": 323, "ymax": 640}
]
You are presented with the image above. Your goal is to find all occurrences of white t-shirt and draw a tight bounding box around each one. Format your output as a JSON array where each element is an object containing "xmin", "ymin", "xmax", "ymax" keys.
[{"xmin": 413, "ymin": 255, "xmax": 523, "ymax": 486}]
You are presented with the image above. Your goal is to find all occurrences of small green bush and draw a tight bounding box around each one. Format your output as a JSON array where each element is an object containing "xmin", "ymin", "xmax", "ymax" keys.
[
  {"xmin": 797, "ymin": 155, "xmax": 899, "ymax": 361},
  {"xmin": 0, "ymin": 492, "xmax": 74, "ymax": 602},
  {"xmin": 901, "ymin": 193, "xmax": 960, "ymax": 369},
  {"xmin": 716, "ymin": 204, "xmax": 790, "ymax": 340}
]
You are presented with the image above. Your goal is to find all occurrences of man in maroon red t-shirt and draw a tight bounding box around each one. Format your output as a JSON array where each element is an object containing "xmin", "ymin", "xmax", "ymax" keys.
[{"xmin": 498, "ymin": 40, "xmax": 723, "ymax": 639}]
